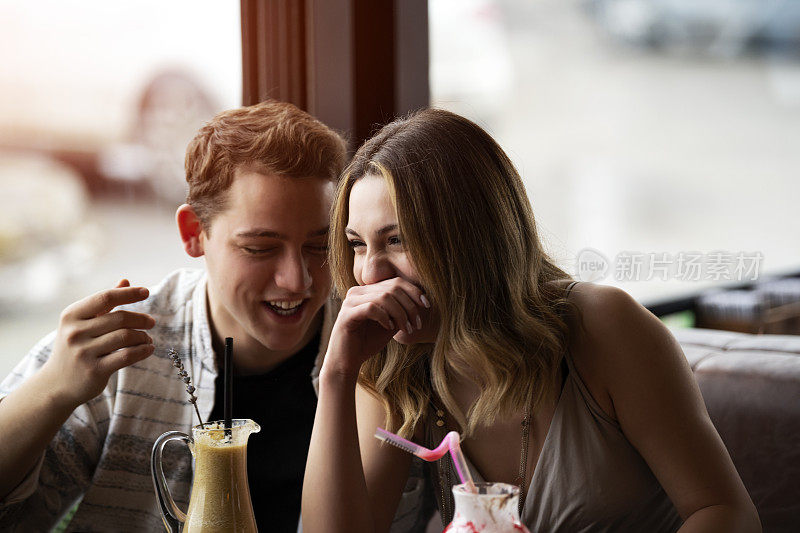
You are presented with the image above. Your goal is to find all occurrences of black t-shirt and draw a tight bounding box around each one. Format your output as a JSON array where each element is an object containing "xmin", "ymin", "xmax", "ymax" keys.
[{"xmin": 209, "ymin": 332, "xmax": 320, "ymax": 532}]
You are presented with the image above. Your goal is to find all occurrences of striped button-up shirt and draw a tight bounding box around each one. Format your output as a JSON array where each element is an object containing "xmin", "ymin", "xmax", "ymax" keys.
[{"xmin": 0, "ymin": 269, "xmax": 336, "ymax": 531}]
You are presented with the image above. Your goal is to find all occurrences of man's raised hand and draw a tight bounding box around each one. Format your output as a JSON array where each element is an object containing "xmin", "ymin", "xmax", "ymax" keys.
[{"xmin": 41, "ymin": 279, "xmax": 156, "ymax": 409}]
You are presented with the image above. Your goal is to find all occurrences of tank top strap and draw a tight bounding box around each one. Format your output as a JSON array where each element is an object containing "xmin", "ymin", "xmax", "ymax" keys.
[
  {"xmin": 560, "ymin": 280, "xmax": 619, "ymax": 427},
  {"xmin": 564, "ymin": 280, "xmax": 580, "ymax": 299},
  {"xmin": 557, "ymin": 279, "xmax": 579, "ymax": 388},
  {"xmin": 562, "ymin": 350, "xmax": 619, "ymax": 427}
]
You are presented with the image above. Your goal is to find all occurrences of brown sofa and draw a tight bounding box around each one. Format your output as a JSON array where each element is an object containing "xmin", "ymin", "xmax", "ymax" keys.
[{"xmin": 672, "ymin": 327, "xmax": 800, "ymax": 532}]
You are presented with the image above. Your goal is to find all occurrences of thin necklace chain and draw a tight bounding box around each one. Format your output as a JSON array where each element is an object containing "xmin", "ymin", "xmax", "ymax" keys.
[
  {"xmin": 516, "ymin": 398, "xmax": 532, "ymax": 518},
  {"xmin": 435, "ymin": 393, "xmax": 533, "ymax": 520}
]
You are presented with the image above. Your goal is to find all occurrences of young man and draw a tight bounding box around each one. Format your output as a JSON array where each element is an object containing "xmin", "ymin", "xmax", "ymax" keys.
[{"xmin": 0, "ymin": 101, "xmax": 352, "ymax": 531}]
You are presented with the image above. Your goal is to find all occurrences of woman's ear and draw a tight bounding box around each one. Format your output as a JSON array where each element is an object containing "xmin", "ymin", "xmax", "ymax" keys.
[{"xmin": 176, "ymin": 204, "xmax": 205, "ymax": 258}]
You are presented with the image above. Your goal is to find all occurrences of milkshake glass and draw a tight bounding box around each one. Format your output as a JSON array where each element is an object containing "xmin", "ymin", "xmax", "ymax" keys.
[{"xmin": 444, "ymin": 482, "xmax": 530, "ymax": 533}]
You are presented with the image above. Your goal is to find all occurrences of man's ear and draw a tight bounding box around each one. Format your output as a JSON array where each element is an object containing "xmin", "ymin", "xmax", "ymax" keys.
[{"xmin": 176, "ymin": 204, "xmax": 206, "ymax": 258}]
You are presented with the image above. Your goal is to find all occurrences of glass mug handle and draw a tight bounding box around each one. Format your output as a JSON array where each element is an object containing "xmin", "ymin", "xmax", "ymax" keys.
[{"xmin": 151, "ymin": 430, "xmax": 190, "ymax": 533}]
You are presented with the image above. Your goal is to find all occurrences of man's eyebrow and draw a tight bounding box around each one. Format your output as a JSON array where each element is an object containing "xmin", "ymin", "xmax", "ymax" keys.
[
  {"xmin": 235, "ymin": 229, "xmax": 285, "ymax": 239},
  {"xmin": 234, "ymin": 226, "xmax": 329, "ymax": 239},
  {"xmin": 307, "ymin": 226, "xmax": 330, "ymax": 238},
  {"xmin": 345, "ymin": 224, "xmax": 398, "ymax": 238}
]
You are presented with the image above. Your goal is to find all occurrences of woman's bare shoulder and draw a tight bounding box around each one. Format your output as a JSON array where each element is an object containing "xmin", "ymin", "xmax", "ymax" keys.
[
  {"xmin": 566, "ymin": 281, "xmax": 633, "ymax": 312},
  {"xmin": 561, "ymin": 282, "xmax": 675, "ymax": 420},
  {"xmin": 567, "ymin": 282, "xmax": 674, "ymax": 355},
  {"xmin": 548, "ymin": 280, "xmax": 640, "ymax": 342}
]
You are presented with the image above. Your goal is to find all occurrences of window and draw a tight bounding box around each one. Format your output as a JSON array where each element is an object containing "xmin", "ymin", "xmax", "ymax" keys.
[{"xmin": 430, "ymin": 0, "xmax": 800, "ymax": 303}]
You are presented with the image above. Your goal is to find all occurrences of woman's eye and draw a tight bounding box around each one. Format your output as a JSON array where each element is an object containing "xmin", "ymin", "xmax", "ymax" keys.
[
  {"xmin": 388, "ymin": 235, "xmax": 402, "ymax": 246},
  {"xmin": 347, "ymin": 240, "xmax": 365, "ymax": 251}
]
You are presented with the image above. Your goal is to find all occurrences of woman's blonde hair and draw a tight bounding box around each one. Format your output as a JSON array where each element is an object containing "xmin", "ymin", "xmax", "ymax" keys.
[{"xmin": 330, "ymin": 109, "xmax": 579, "ymax": 437}]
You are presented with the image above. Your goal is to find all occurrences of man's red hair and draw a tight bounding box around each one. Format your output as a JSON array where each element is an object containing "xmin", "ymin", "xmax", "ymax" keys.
[{"xmin": 184, "ymin": 100, "xmax": 347, "ymax": 228}]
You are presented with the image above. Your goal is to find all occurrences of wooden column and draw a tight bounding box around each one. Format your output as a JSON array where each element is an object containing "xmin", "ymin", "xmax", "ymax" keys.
[
  {"xmin": 240, "ymin": 0, "xmax": 428, "ymax": 150},
  {"xmin": 351, "ymin": 1, "xmax": 396, "ymax": 144},
  {"xmin": 241, "ymin": 0, "xmax": 307, "ymax": 109}
]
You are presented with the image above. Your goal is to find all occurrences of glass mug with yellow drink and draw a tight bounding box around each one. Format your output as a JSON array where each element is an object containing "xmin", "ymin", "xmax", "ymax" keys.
[{"xmin": 151, "ymin": 419, "xmax": 261, "ymax": 532}]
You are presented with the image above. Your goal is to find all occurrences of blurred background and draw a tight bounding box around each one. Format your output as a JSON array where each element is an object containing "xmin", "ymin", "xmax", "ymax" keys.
[
  {"xmin": 0, "ymin": 0, "xmax": 241, "ymax": 373},
  {"xmin": 1, "ymin": 0, "xmax": 799, "ymax": 376}
]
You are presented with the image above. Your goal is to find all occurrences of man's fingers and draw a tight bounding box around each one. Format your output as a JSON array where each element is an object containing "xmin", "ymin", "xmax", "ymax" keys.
[
  {"xmin": 86, "ymin": 329, "xmax": 153, "ymax": 358},
  {"xmin": 97, "ymin": 343, "xmax": 156, "ymax": 375},
  {"xmin": 68, "ymin": 286, "xmax": 150, "ymax": 320},
  {"xmin": 115, "ymin": 278, "xmax": 130, "ymax": 289},
  {"xmin": 83, "ymin": 310, "xmax": 156, "ymax": 338}
]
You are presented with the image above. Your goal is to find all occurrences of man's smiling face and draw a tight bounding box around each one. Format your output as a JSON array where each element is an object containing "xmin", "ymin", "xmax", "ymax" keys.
[{"xmin": 200, "ymin": 168, "xmax": 334, "ymax": 359}]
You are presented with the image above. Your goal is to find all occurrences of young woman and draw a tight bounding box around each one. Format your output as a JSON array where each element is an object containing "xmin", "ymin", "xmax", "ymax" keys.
[{"xmin": 302, "ymin": 109, "xmax": 760, "ymax": 532}]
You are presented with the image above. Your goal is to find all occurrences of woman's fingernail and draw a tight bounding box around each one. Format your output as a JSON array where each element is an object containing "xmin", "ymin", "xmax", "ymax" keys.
[
  {"xmin": 420, "ymin": 295, "xmax": 431, "ymax": 308},
  {"xmin": 416, "ymin": 315, "xmax": 422, "ymax": 330},
  {"xmin": 406, "ymin": 321, "xmax": 413, "ymax": 335}
]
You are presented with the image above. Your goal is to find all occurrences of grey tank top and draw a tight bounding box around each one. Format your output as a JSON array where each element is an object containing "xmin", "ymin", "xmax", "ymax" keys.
[{"xmin": 427, "ymin": 282, "xmax": 682, "ymax": 532}]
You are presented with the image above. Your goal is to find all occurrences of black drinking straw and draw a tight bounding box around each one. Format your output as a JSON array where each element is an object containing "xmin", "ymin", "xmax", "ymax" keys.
[{"xmin": 224, "ymin": 337, "xmax": 233, "ymax": 437}]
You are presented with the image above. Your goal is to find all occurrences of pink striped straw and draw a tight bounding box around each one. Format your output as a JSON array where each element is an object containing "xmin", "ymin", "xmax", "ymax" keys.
[{"xmin": 374, "ymin": 427, "xmax": 477, "ymax": 493}]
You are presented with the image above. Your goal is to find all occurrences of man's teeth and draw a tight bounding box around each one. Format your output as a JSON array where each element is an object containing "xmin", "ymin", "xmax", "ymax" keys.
[
  {"xmin": 267, "ymin": 300, "xmax": 304, "ymax": 314},
  {"xmin": 268, "ymin": 299, "xmax": 303, "ymax": 309}
]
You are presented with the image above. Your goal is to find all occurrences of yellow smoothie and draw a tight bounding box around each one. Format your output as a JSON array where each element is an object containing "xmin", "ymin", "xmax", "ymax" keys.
[{"xmin": 184, "ymin": 427, "xmax": 257, "ymax": 532}]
